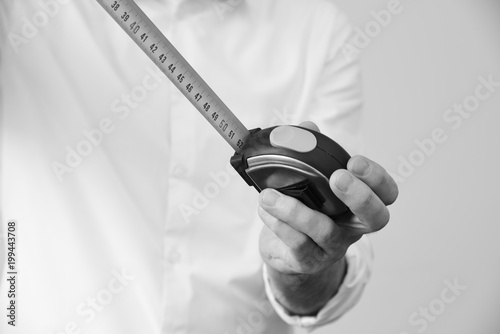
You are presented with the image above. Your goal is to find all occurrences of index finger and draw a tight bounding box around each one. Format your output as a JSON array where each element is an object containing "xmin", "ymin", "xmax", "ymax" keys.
[{"xmin": 259, "ymin": 189, "xmax": 350, "ymax": 254}]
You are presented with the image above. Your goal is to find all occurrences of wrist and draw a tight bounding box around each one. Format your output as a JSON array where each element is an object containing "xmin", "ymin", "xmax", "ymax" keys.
[{"xmin": 266, "ymin": 257, "xmax": 348, "ymax": 316}]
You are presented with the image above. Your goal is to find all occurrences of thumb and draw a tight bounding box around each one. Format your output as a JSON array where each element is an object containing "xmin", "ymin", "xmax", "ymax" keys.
[{"xmin": 298, "ymin": 121, "xmax": 320, "ymax": 133}]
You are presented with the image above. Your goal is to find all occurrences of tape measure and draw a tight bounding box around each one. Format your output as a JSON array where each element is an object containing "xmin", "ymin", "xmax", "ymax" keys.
[{"xmin": 97, "ymin": 0, "xmax": 352, "ymax": 218}]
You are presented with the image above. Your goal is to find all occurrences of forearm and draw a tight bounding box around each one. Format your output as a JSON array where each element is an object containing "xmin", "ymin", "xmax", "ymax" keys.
[{"xmin": 266, "ymin": 256, "xmax": 347, "ymax": 316}]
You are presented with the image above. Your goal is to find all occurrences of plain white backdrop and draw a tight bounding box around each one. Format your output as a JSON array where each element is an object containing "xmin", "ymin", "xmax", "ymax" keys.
[
  {"xmin": 298, "ymin": 0, "xmax": 500, "ymax": 333},
  {"xmin": 1, "ymin": 1, "xmax": 498, "ymax": 333}
]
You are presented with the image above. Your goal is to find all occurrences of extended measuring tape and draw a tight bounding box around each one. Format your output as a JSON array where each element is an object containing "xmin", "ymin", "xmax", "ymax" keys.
[{"xmin": 97, "ymin": 0, "xmax": 352, "ymax": 217}]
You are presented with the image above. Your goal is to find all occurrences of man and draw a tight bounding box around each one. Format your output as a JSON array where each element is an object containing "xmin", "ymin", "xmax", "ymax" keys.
[{"xmin": 0, "ymin": 0, "xmax": 397, "ymax": 333}]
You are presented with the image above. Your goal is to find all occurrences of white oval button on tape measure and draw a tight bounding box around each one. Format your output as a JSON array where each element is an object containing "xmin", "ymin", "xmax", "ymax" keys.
[{"xmin": 270, "ymin": 126, "xmax": 318, "ymax": 153}]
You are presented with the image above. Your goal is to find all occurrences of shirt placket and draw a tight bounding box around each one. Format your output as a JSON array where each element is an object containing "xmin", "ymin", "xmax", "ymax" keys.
[{"xmin": 161, "ymin": 5, "xmax": 197, "ymax": 334}]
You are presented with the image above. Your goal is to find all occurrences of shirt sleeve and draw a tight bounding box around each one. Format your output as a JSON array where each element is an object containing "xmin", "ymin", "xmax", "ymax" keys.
[{"xmin": 263, "ymin": 236, "xmax": 374, "ymax": 329}]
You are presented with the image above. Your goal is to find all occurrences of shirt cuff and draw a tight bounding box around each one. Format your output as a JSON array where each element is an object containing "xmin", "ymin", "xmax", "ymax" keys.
[{"xmin": 263, "ymin": 235, "xmax": 374, "ymax": 329}]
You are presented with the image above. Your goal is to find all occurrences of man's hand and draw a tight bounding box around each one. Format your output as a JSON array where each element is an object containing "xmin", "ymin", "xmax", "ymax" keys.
[{"xmin": 257, "ymin": 122, "xmax": 399, "ymax": 315}]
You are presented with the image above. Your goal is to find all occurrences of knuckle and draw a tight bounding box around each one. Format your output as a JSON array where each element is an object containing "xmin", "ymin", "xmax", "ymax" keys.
[
  {"xmin": 372, "ymin": 208, "xmax": 390, "ymax": 232},
  {"xmin": 258, "ymin": 206, "xmax": 279, "ymax": 229},
  {"xmin": 257, "ymin": 206, "xmax": 271, "ymax": 221},
  {"xmin": 298, "ymin": 249, "xmax": 325, "ymax": 273},
  {"xmin": 358, "ymin": 190, "xmax": 375, "ymax": 210},
  {"xmin": 373, "ymin": 171, "xmax": 389, "ymax": 189},
  {"xmin": 288, "ymin": 234, "xmax": 310, "ymax": 252},
  {"xmin": 324, "ymin": 234, "xmax": 348, "ymax": 256},
  {"xmin": 317, "ymin": 221, "xmax": 336, "ymax": 244},
  {"xmin": 284, "ymin": 197, "xmax": 302, "ymax": 219},
  {"xmin": 377, "ymin": 171, "xmax": 399, "ymax": 205},
  {"xmin": 375, "ymin": 167, "xmax": 399, "ymax": 205},
  {"xmin": 298, "ymin": 258, "xmax": 317, "ymax": 273}
]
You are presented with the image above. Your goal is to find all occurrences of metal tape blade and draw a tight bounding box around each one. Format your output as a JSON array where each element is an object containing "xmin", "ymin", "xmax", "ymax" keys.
[{"xmin": 96, "ymin": 0, "xmax": 250, "ymax": 152}]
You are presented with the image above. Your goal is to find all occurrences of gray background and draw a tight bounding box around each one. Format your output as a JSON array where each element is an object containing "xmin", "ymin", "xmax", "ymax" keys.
[{"xmin": 298, "ymin": 0, "xmax": 500, "ymax": 333}]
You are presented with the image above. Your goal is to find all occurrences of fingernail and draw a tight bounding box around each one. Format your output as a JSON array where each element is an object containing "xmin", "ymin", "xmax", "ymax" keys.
[
  {"xmin": 335, "ymin": 172, "xmax": 353, "ymax": 192},
  {"xmin": 262, "ymin": 190, "xmax": 280, "ymax": 206},
  {"xmin": 352, "ymin": 158, "xmax": 369, "ymax": 176}
]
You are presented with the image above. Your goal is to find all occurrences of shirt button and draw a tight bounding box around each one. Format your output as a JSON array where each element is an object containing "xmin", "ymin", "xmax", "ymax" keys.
[{"xmin": 173, "ymin": 165, "xmax": 188, "ymax": 178}]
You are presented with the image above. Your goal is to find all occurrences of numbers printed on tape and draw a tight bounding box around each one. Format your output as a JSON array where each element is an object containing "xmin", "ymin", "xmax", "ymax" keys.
[{"xmin": 103, "ymin": 0, "xmax": 250, "ymax": 151}]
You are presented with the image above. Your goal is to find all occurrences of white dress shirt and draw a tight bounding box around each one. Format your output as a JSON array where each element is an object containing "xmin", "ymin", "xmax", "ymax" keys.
[{"xmin": 0, "ymin": 0, "xmax": 372, "ymax": 333}]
